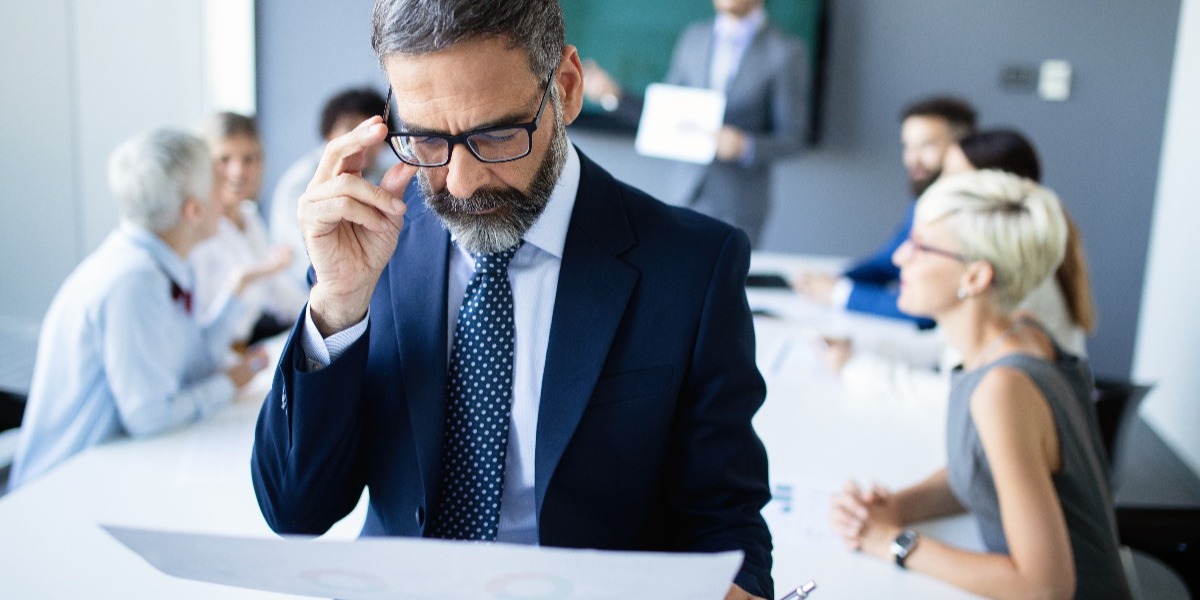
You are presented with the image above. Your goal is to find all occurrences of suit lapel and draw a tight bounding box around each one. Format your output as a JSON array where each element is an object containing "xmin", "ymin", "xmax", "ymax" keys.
[
  {"xmin": 388, "ymin": 198, "xmax": 452, "ymax": 503},
  {"xmin": 534, "ymin": 152, "xmax": 638, "ymax": 513}
]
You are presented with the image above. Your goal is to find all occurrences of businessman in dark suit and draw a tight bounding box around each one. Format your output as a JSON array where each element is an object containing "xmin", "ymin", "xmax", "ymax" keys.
[
  {"xmin": 583, "ymin": 0, "xmax": 809, "ymax": 246},
  {"xmin": 250, "ymin": 1, "xmax": 772, "ymax": 599}
]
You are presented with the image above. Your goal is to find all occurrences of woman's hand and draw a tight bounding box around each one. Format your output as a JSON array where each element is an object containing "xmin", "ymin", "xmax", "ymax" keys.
[
  {"xmin": 820, "ymin": 337, "xmax": 854, "ymax": 375},
  {"xmin": 791, "ymin": 270, "xmax": 837, "ymax": 305},
  {"xmin": 830, "ymin": 481, "xmax": 904, "ymax": 559}
]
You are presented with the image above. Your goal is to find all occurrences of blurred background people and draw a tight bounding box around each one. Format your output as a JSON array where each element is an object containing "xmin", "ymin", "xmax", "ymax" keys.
[
  {"xmin": 8, "ymin": 130, "xmax": 267, "ymax": 490},
  {"xmin": 824, "ymin": 128, "xmax": 1096, "ymax": 405},
  {"xmin": 793, "ymin": 96, "xmax": 976, "ymax": 328},
  {"xmin": 581, "ymin": 0, "xmax": 809, "ymax": 246},
  {"xmin": 191, "ymin": 112, "xmax": 309, "ymax": 348},
  {"xmin": 269, "ymin": 87, "xmax": 391, "ymax": 287},
  {"xmin": 830, "ymin": 170, "xmax": 1129, "ymax": 599}
]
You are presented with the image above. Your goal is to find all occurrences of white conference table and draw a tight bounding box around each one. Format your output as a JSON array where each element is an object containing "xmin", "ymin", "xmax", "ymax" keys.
[{"xmin": 0, "ymin": 254, "xmax": 983, "ymax": 599}]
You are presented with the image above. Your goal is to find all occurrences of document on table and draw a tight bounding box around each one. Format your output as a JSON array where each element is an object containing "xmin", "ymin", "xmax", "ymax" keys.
[
  {"xmin": 103, "ymin": 525, "xmax": 743, "ymax": 600},
  {"xmin": 634, "ymin": 83, "xmax": 727, "ymax": 164},
  {"xmin": 763, "ymin": 479, "xmax": 841, "ymax": 547}
]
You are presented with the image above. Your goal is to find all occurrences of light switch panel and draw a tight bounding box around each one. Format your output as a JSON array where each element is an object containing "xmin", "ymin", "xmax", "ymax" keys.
[{"xmin": 1039, "ymin": 59, "xmax": 1072, "ymax": 101}]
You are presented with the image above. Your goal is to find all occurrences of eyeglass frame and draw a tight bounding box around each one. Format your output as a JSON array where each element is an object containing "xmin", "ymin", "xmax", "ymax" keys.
[
  {"xmin": 381, "ymin": 64, "xmax": 558, "ymax": 167},
  {"xmin": 906, "ymin": 232, "xmax": 969, "ymax": 263}
]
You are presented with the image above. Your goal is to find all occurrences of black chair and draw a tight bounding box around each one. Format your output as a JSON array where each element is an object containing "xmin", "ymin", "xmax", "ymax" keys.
[
  {"xmin": 1118, "ymin": 506, "xmax": 1200, "ymax": 598},
  {"xmin": 1092, "ymin": 379, "xmax": 1199, "ymax": 597},
  {"xmin": 0, "ymin": 390, "xmax": 24, "ymax": 493},
  {"xmin": 0, "ymin": 389, "xmax": 24, "ymax": 432},
  {"xmin": 1091, "ymin": 377, "xmax": 1153, "ymax": 483}
]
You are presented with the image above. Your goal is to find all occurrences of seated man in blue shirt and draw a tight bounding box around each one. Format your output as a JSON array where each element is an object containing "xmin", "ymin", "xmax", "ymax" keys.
[
  {"xmin": 8, "ymin": 130, "xmax": 268, "ymax": 490},
  {"xmin": 793, "ymin": 96, "xmax": 976, "ymax": 328}
]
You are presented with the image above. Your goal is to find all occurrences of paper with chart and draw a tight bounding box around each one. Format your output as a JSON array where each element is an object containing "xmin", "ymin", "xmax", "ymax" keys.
[
  {"xmin": 103, "ymin": 525, "xmax": 743, "ymax": 600},
  {"xmin": 763, "ymin": 479, "xmax": 841, "ymax": 547},
  {"xmin": 634, "ymin": 83, "xmax": 727, "ymax": 164}
]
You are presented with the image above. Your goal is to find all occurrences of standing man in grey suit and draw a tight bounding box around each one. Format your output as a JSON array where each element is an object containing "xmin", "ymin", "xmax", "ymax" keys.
[{"xmin": 584, "ymin": 0, "xmax": 810, "ymax": 246}]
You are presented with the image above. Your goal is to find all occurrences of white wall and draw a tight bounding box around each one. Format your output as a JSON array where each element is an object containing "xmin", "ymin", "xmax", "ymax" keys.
[
  {"xmin": 0, "ymin": 0, "xmax": 253, "ymax": 392},
  {"xmin": 1134, "ymin": 0, "xmax": 1200, "ymax": 478}
]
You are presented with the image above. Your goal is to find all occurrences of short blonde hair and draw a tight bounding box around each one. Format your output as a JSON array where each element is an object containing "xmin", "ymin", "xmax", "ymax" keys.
[{"xmin": 915, "ymin": 170, "xmax": 1067, "ymax": 312}]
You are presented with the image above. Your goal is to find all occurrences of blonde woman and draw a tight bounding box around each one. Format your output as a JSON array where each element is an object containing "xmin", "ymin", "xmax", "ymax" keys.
[
  {"xmin": 190, "ymin": 112, "xmax": 308, "ymax": 347},
  {"xmin": 829, "ymin": 170, "xmax": 1129, "ymax": 599}
]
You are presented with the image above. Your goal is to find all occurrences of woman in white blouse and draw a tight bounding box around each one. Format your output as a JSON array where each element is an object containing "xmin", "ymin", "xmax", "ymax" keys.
[{"xmin": 190, "ymin": 112, "xmax": 309, "ymax": 349}]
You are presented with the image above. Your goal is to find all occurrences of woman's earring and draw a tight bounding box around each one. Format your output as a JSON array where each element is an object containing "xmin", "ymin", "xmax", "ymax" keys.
[{"xmin": 957, "ymin": 287, "xmax": 969, "ymax": 300}]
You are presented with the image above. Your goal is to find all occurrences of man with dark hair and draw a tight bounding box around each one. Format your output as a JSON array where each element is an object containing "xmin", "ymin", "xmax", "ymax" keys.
[
  {"xmin": 319, "ymin": 88, "xmax": 392, "ymax": 139},
  {"xmin": 251, "ymin": 1, "xmax": 773, "ymax": 598},
  {"xmin": 269, "ymin": 87, "xmax": 391, "ymax": 287},
  {"xmin": 794, "ymin": 95, "xmax": 977, "ymax": 326}
]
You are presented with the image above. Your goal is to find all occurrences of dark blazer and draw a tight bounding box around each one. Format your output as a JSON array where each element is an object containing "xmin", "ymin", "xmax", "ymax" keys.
[
  {"xmin": 251, "ymin": 150, "xmax": 774, "ymax": 598},
  {"xmin": 843, "ymin": 201, "xmax": 935, "ymax": 329}
]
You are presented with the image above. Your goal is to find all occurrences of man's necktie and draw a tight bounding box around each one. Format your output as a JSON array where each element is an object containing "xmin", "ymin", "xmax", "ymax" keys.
[
  {"xmin": 709, "ymin": 30, "xmax": 739, "ymax": 92},
  {"xmin": 427, "ymin": 244, "xmax": 520, "ymax": 541}
]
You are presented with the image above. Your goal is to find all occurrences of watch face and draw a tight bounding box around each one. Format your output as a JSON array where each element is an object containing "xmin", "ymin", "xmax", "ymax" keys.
[{"xmin": 892, "ymin": 530, "xmax": 918, "ymax": 567}]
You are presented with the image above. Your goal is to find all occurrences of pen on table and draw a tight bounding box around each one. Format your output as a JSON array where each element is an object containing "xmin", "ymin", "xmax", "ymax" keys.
[{"xmin": 778, "ymin": 580, "xmax": 817, "ymax": 600}]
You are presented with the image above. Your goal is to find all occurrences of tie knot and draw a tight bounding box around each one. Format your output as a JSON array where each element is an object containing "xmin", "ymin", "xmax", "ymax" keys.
[{"xmin": 470, "ymin": 244, "xmax": 521, "ymax": 275}]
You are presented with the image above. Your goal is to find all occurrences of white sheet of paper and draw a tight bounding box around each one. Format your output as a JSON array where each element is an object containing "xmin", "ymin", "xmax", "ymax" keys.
[
  {"xmin": 103, "ymin": 525, "xmax": 743, "ymax": 600},
  {"xmin": 634, "ymin": 83, "xmax": 726, "ymax": 164},
  {"xmin": 763, "ymin": 479, "xmax": 841, "ymax": 547}
]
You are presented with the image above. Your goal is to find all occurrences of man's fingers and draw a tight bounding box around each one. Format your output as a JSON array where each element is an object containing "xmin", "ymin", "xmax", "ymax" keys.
[
  {"xmin": 301, "ymin": 173, "xmax": 407, "ymax": 235},
  {"xmin": 379, "ymin": 161, "xmax": 419, "ymax": 202},
  {"xmin": 306, "ymin": 193, "xmax": 398, "ymax": 235},
  {"xmin": 310, "ymin": 116, "xmax": 388, "ymax": 187},
  {"xmin": 303, "ymin": 173, "xmax": 406, "ymax": 221}
]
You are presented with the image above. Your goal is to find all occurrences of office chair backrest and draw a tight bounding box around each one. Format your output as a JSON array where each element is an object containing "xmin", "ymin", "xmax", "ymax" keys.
[
  {"xmin": 1118, "ymin": 506, "xmax": 1200, "ymax": 599},
  {"xmin": 1091, "ymin": 378, "xmax": 1153, "ymax": 492}
]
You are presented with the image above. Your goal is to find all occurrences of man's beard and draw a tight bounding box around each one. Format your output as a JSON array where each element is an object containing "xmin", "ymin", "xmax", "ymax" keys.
[
  {"xmin": 419, "ymin": 105, "xmax": 568, "ymax": 255},
  {"xmin": 909, "ymin": 168, "xmax": 941, "ymax": 198}
]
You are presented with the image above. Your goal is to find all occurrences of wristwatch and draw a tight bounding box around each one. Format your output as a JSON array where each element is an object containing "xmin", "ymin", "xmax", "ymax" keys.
[{"xmin": 891, "ymin": 529, "xmax": 919, "ymax": 569}]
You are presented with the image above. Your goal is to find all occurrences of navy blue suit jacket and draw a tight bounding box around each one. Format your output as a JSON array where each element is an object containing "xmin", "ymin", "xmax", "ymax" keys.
[
  {"xmin": 251, "ymin": 150, "xmax": 774, "ymax": 597},
  {"xmin": 843, "ymin": 201, "xmax": 935, "ymax": 329}
]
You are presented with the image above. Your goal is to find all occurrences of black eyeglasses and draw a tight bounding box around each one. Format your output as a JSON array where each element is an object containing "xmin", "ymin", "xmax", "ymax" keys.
[
  {"xmin": 907, "ymin": 233, "xmax": 968, "ymax": 262},
  {"xmin": 381, "ymin": 65, "xmax": 558, "ymax": 167}
]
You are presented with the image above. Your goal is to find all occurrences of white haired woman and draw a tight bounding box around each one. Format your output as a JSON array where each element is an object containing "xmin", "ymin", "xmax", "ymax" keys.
[{"xmin": 829, "ymin": 170, "xmax": 1130, "ymax": 599}]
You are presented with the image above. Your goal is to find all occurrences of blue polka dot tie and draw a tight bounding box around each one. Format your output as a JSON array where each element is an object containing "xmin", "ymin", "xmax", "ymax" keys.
[{"xmin": 428, "ymin": 244, "xmax": 520, "ymax": 541}]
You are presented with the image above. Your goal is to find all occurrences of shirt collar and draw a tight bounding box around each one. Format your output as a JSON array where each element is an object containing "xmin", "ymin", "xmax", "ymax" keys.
[
  {"xmin": 119, "ymin": 221, "xmax": 195, "ymax": 291},
  {"xmin": 714, "ymin": 6, "xmax": 767, "ymax": 42},
  {"xmin": 521, "ymin": 142, "xmax": 579, "ymax": 260}
]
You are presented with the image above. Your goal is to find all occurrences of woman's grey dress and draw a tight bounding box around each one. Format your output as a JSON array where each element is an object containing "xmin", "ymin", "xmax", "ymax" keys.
[{"xmin": 947, "ymin": 349, "xmax": 1132, "ymax": 599}]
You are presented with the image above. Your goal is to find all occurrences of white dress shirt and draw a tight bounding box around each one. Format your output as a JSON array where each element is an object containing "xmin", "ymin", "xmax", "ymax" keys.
[
  {"xmin": 301, "ymin": 144, "xmax": 582, "ymax": 544},
  {"xmin": 709, "ymin": 6, "xmax": 767, "ymax": 92},
  {"xmin": 190, "ymin": 200, "xmax": 310, "ymax": 345},
  {"xmin": 9, "ymin": 224, "xmax": 242, "ymax": 490}
]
